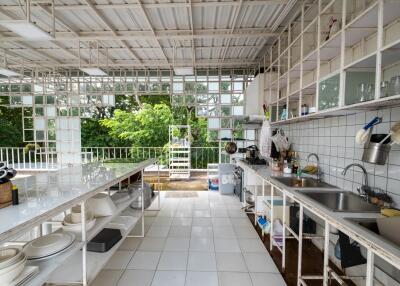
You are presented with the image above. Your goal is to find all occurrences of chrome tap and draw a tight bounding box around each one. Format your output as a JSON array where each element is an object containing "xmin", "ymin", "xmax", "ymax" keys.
[
  {"xmin": 342, "ymin": 163, "xmax": 370, "ymax": 199},
  {"xmin": 307, "ymin": 153, "xmax": 321, "ymax": 181}
]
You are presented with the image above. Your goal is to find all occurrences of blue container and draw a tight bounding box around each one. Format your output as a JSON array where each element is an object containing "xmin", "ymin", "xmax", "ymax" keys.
[{"xmin": 208, "ymin": 176, "xmax": 219, "ymax": 191}]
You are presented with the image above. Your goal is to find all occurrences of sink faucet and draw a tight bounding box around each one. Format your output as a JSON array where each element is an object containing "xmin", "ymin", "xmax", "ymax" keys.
[
  {"xmin": 342, "ymin": 163, "xmax": 369, "ymax": 199},
  {"xmin": 307, "ymin": 153, "xmax": 322, "ymax": 181}
]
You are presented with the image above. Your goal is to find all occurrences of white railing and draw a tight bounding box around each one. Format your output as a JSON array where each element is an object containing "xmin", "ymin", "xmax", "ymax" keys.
[
  {"xmin": 0, "ymin": 146, "xmax": 225, "ymax": 171},
  {"xmin": 0, "ymin": 147, "xmax": 58, "ymax": 170}
]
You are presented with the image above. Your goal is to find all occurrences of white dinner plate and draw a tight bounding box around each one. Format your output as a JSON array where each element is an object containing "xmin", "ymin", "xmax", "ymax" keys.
[
  {"xmin": 0, "ymin": 248, "xmax": 22, "ymax": 270},
  {"xmin": 24, "ymin": 232, "xmax": 75, "ymax": 260}
]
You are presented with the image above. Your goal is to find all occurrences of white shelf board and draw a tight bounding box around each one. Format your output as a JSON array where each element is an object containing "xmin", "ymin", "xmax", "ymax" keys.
[
  {"xmin": 271, "ymin": 94, "xmax": 400, "ymax": 125},
  {"xmin": 78, "ymin": 189, "xmax": 142, "ymax": 241},
  {"xmin": 344, "ymin": 52, "xmax": 376, "ymax": 70},
  {"xmin": 25, "ymin": 240, "xmax": 84, "ymax": 286},
  {"xmin": 382, "ymin": 42, "xmax": 400, "ymax": 67},
  {"xmin": 346, "ymin": 2, "xmax": 378, "ymax": 30},
  {"xmin": 22, "ymin": 189, "xmax": 142, "ymax": 286},
  {"xmin": 169, "ymin": 173, "xmax": 191, "ymax": 179},
  {"xmin": 46, "ymin": 216, "xmax": 140, "ymax": 285}
]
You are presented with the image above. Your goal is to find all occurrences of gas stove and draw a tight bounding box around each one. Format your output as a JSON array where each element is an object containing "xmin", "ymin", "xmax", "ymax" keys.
[{"xmin": 244, "ymin": 157, "xmax": 267, "ymax": 165}]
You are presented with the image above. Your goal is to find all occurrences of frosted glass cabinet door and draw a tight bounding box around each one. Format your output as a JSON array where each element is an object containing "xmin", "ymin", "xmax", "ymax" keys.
[
  {"xmin": 345, "ymin": 71, "xmax": 375, "ymax": 105},
  {"xmin": 318, "ymin": 74, "xmax": 340, "ymax": 111}
]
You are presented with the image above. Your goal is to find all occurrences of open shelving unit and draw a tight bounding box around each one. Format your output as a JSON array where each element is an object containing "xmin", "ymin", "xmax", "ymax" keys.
[
  {"xmin": 261, "ymin": 0, "xmax": 400, "ymax": 125},
  {"xmin": 169, "ymin": 125, "xmax": 191, "ymax": 179},
  {"xmin": 0, "ymin": 160, "xmax": 157, "ymax": 286}
]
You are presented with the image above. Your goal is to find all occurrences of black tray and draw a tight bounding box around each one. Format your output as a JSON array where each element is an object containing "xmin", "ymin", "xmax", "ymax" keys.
[{"xmin": 87, "ymin": 228, "xmax": 122, "ymax": 253}]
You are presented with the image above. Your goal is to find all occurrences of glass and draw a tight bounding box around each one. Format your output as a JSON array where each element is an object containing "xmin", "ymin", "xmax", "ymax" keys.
[
  {"xmin": 380, "ymin": 81, "xmax": 389, "ymax": 98},
  {"xmin": 389, "ymin": 76, "xmax": 400, "ymax": 97},
  {"xmin": 357, "ymin": 83, "xmax": 374, "ymax": 102},
  {"xmin": 319, "ymin": 74, "xmax": 340, "ymax": 110}
]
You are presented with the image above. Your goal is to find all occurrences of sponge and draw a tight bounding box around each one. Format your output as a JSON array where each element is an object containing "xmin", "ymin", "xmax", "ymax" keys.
[{"xmin": 381, "ymin": 208, "xmax": 400, "ymax": 217}]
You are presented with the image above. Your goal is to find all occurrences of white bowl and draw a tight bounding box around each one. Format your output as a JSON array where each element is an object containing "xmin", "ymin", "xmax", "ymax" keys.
[
  {"xmin": 70, "ymin": 206, "xmax": 92, "ymax": 224},
  {"xmin": 24, "ymin": 232, "xmax": 75, "ymax": 259},
  {"xmin": 87, "ymin": 193, "xmax": 116, "ymax": 217},
  {"xmin": 62, "ymin": 215, "xmax": 96, "ymax": 233},
  {"xmin": 0, "ymin": 247, "xmax": 22, "ymax": 270},
  {"xmin": 0, "ymin": 254, "xmax": 26, "ymax": 284}
]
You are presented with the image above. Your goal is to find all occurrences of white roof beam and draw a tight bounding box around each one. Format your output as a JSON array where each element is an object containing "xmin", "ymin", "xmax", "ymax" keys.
[
  {"xmin": 0, "ymin": 1, "xmax": 288, "ymax": 11},
  {"xmin": 0, "ymin": 29, "xmax": 278, "ymax": 42},
  {"xmin": 6, "ymin": 45, "xmax": 261, "ymax": 53},
  {"xmin": 36, "ymin": 4, "xmax": 114, "ymax": 64},
  {"xmin": 221, "ymin": 0, "xmax": 244, "ymax": 61},
  {"xmin": 81, "ymin": 0, "xmax": 143, "ymax": 65},
  {"xmin": 7, "ymin": 59, "xmax": 258, "ymax": 68},
  {"xmin": 188, "ymin": 0, "xmax": 195, "ymax": 67},
  {"xmin": 135, "ymin": 0, "xmax": 169, "ymax": 64}
]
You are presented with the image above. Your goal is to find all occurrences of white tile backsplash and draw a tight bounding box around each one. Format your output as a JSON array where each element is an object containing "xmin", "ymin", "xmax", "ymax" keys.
[{"xmin": 279, "ymin": 107, "xmax": 400, "ymax": 207}]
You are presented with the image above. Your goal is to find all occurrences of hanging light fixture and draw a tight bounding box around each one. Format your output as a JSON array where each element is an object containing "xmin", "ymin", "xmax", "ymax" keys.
[{"xmin": 0, "ymin": 20, "xmax": 53, "ymax": 41}]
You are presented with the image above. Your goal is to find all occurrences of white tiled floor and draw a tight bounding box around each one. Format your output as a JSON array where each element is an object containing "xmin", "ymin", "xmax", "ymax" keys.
[{"xmin": 92, "ymin": 191, "xmax": 286, "ymax": 286}]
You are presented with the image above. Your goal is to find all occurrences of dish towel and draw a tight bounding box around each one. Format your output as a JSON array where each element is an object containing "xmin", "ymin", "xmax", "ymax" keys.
[{"xmin": 259, "ymin": 120, "xmax": 272, "ymax": 158}]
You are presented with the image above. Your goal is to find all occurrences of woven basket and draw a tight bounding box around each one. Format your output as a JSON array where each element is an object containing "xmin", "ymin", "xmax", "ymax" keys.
[{"xmin": 0, "ymin": 182, "xmax": 12, "ymax": 204}]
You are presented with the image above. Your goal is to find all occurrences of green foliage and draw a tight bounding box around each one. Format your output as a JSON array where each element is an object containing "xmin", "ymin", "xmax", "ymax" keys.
[
  {"xmin": 0, "ymin": 106, "xmax": 24, "ymax": 147},
  {"xmin": 100, "ymin": 103, "xmax": 174, "ymax": 147},
  {"xmin": 81, "ymin": 118, "xmax": 130, "ymax": 147},
  {"xmin": 23, "ymin": 143, "xmax": 40, "ymax": 153}
]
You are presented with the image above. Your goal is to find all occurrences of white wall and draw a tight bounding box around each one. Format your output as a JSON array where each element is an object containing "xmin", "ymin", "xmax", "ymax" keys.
[{"xmin": 279, "ymin": 106, "xmax": 400, "ymax": 207}]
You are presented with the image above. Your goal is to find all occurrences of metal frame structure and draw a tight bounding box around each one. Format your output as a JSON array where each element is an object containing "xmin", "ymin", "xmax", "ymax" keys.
[
  {"xmin": 0, "ymin": 159, "xmax": 155, "ymax": 286},
  {"xmin": 0, "ymin": 0, "xmax": 298, "ymax": 70},
  {"xmin": 169, "ymin": 125, "xmax": 191, "ymax": 179},
  {"xmin": 260, "ymin": 0, "xmax": 400, "ymax": 125},
  {"xmin": 243, "ymin": 168, "xmax": 400, "ymax": 286}
]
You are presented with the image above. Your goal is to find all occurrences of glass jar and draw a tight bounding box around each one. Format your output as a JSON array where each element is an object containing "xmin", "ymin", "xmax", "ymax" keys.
[
  {"xmin": 380, "ymin": 81, "xmax": 389, "ymax": 98},
  {"xmin": 389, "ymin": 76, "xmax": 400, "ymax": 97}
]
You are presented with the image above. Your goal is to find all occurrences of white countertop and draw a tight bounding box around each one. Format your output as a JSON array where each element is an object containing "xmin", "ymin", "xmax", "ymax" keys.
[
  {"xmin": 0, "ymin": 159, "xmax": 156, "ymax": 242},
  {"xmin": 237, "ymin": 159, "xmax": 400, "ymax": 269}
]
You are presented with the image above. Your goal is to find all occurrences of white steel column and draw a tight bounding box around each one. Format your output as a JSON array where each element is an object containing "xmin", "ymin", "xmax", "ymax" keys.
[
  {"xmin": 80, "ymin": 201, "xmax": 87, "ymax": 286},
  {"xmin": 366, "ymin": 250, "xmax": 375, "ymax": 286},
  {"xmin": 375, "ymin": 0, "xmax": 384, "ymax": 100},
  {"xmin": 323, "ymin": 221, "xmax": 330, "ymax": 286},
  {"xmin": 297, "ymin": 204, "xmax": 304, "ymax": 286}
]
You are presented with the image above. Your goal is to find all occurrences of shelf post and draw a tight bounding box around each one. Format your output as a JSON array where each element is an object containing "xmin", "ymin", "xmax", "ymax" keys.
[
  {"xmin": 299, "ymin": 4, "xmax": 305, "ymax": 118},
  {"xmin": 282, "ymin": 193, "xmax": 286, "ymax": 271},
  {"xmin": 270, "ymin": 185, "xmax": 274, "ymax": 251},
  {"xmin": 323, "ymin": 220, "xmax": 330, "ymax": 286},
  {"xmin": 297, "ymin": 204, "xmax": 304, "ymax": 286},
  {"xmin": 366, "ymin": 249, "xmax": 375, "ymax": 286},
  {"xmin": 81, "ymin": 201, "xmax": 87, "ymax": 286},
  {"xmin": 375, "ymin": 0, "xmax": 384, "ymax": 100},
  {"xmin": 316, "ymin": 0, "xmax": 322, "ymax": 113},
  {"xmin": 339, "ymin": 0, "xmax": 347, "ymax": 107}
]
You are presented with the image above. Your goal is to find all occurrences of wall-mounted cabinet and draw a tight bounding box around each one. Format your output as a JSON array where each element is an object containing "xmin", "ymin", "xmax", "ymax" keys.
[{"xmin": 262, "ymin": 0, "xmax": 400, "ymax": 125}]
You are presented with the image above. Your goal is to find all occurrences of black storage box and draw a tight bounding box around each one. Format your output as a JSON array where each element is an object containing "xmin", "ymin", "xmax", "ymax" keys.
[{"xmin": 87, "ymin": 228, "xmax": 122, "ymax": 252}]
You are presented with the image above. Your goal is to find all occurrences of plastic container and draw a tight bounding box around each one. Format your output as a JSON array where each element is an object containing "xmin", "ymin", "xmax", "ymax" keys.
[{"xmin": 208, "ymin": 175, "xmax": 219, "ymax": 191}]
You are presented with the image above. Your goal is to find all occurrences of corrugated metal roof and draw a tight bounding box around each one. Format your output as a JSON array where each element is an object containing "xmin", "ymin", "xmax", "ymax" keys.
[{"xmin": 0, "ymin": 0, "xmax": 293, "ymax": 70}]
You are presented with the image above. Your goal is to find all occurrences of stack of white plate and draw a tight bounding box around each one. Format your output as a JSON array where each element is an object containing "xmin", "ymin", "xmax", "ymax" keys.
[
  {"xmin": 62, "ymin": 213, "xmax": 96, "ymax": 233},
  {"xmin": 0, "ymin": 247, "xmax": 27, "ymax": 284},
  {"xmin": 24, "ymin": 232, "xmax": 75, "ymax": 260}
]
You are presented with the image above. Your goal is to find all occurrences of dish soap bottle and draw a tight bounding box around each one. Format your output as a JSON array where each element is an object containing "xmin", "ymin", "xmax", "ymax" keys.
[{"xmin": 283, "ymin": 160, "xmax": 292, "ymax": 174}]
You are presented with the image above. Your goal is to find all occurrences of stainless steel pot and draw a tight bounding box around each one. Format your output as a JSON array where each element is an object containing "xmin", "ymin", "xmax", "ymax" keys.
[
  {"xmin": 362, "ymin": 134, "xmax": 391, "ymax": 165},
  {"xmin": 362, "ymin": 142, "xmax": 390, "ymax": 165}
]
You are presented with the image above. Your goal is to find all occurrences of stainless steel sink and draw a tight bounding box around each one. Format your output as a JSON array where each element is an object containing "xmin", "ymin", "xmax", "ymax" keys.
[
  {"xmin": 302, "ymin": 191, "xmax": 380, "ymax": 213},
  {"xmin": 273, "ymin": 176, "xmax": 337, "ymax": 189}
]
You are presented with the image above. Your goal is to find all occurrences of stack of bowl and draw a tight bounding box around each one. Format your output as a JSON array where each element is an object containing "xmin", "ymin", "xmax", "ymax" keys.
[
  {"xmin": 62, "ymin": 206, "xmax": 96, "ymax": 233},
  {"xmin": 0, "ymin": 247, "xmax": 26, "ymax": 284}
]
